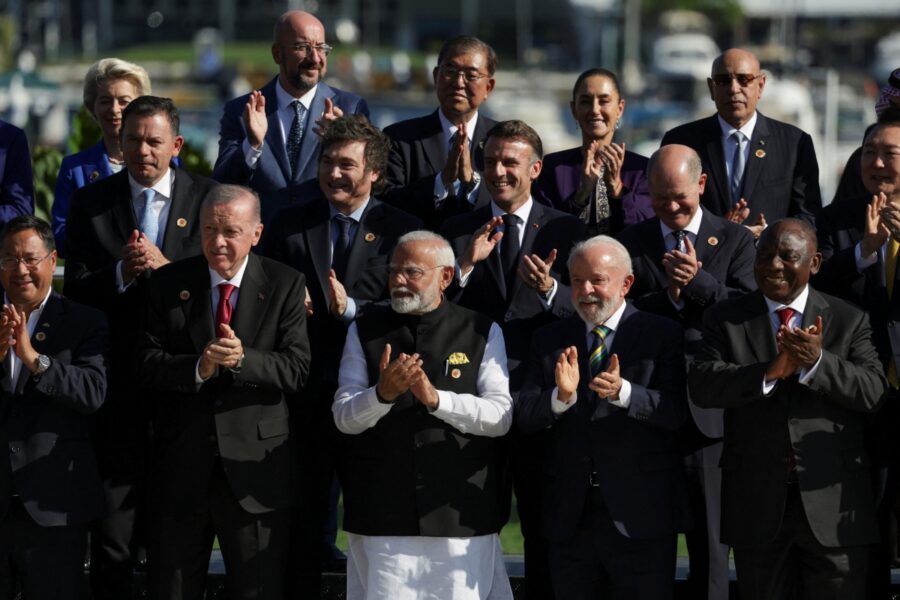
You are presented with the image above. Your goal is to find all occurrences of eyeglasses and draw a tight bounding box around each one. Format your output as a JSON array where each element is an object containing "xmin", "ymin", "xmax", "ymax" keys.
[
  {"xmin": 388, "ymin": 265, "xmax": 443, "ymax": 281},
  {"xmin": 0, "ymin": 252, "xmax": 53, "ymax": 271},
  {"xmin": 439, "ymin": 65, "xmax": 489, "ymax": 83},
  {"xmin": 709, "ymin": 73, "xmax": 762, "ymax": 87},
  {"xmin": 288, "ymin": 42, "xmax": 333, "ymax": 58}
]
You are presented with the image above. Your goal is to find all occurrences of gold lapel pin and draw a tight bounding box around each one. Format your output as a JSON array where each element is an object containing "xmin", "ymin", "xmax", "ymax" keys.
[
  {"xmin": 707, "ymin": 236, "xmax": 719, "ymax": 246},
  {"xmin": 176, "ymin": 218, "xmax": 188, "ymax": 228},
  {"xmin": 179, "ymin": 290, "xmax": 190, "ymax": 301},
  {"xmin": 35, "ymin": 332, "xmax": 47, "ymax": 342},
  {"xmin": 364, "ymin": 232, "xmax": 376, "ymax": 242},
  {"xmin": 89, "ymin": 170, "xmax": 100, "ymax": 182},
  {"xmin": 755, "ymin": 149, "xmax": 766, "ymax": 158},
  {"xmin": 451, "ymin": 368, "xmax": 462, "ymax": 379}
]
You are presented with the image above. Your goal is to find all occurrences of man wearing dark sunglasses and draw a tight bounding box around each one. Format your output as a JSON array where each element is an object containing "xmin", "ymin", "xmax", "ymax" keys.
[{"xmin": 662, "ymin": 48, "xmax": 821, "ymax": 245}]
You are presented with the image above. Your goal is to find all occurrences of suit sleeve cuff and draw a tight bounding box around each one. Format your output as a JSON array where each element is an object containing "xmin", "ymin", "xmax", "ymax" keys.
[{"xmin": 242, "ymin": 139, "xmax": 262, "ymax": 169}]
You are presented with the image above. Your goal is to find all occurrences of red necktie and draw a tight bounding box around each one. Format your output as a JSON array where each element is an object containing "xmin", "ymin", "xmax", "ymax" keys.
[
  {"xmin": 215, "ymin": 283, "xmax": 236, "ymax": 337},
  {"xmin": 776, "ymin": 306, "xmax": 798, "ymax": 476}
]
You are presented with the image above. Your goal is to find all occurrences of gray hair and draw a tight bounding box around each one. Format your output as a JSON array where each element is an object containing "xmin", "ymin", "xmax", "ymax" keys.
[
  {"xmin": 568, "ymin": 235, "xmax": 633, "ymax": 275},
  {"xmin": 395, "ymin": 230, "xmax": 455, "ymax": 267},
  {"xmin": 202, "ymin": 184, "xmax": 261, "ymax": 224},
  {"xmin": 83, "ymin": 58, "xmax": 151, "ymax": 116}
]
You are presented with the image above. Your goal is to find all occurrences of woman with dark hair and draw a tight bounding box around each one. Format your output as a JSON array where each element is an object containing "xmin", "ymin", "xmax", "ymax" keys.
[{"xmin": 534, "ymin": 68, "xmax": 653, "ymax": 236}]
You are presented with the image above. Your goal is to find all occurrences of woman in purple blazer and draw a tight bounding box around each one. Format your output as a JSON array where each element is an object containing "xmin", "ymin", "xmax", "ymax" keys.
[
  {"xmin": 52, "ymin": 58, "xmax": 151, "ymax": 256},
  {"xmin": 534, "ymin": 68, "xmax": 653, "ymax": 236}
]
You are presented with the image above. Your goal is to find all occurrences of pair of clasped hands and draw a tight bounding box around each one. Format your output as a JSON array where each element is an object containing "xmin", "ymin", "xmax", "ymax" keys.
[
  {"xmin": 375, "ymin": 343, "xmax": 440, "ymax": 410},
  {"xmin": 0, "ymin": 305, "xmax": 40, "ymax": 370}
]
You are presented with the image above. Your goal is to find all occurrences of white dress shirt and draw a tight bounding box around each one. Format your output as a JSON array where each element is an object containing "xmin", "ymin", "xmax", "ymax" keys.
[{"xmin": 194, "ymin": 255, "xmax": 250, "ymax": 384}]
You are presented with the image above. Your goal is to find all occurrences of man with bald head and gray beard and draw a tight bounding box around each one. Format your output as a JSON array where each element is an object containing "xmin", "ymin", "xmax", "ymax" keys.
[{"xmin": 333, "ymin": 231, "xmax": 514, "ymax": 599}]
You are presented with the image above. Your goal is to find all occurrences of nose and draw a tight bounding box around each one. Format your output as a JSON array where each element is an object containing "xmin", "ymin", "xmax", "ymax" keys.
[{"xmin": 728, "ymin": 76, "xmax": 742, "ymax": 93}]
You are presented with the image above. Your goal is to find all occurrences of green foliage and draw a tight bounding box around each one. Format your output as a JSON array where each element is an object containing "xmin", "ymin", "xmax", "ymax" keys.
[
  {"xmin": 68, "ymin": 106, "xmax": 102, "ymax": 154},
  {"xmin": 179, "ymin": 139, "xmax": 212, "ymax": 176},
  {"xmin": 31, "ymin": 145, "xmax": 63, "ymax": 224},
  {"xmin": 0, "ymin": 16, "xmax": 15, "ymax": 72}
]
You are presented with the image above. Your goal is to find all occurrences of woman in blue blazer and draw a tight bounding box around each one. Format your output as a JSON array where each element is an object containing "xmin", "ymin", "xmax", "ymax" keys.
[
  {"xmin": 52, "ymin": 58, "xmax": 151, "ymax": 256},
  {"xmin": 534, "ymin": 68, "xmax": 653, "ymax": 236}
]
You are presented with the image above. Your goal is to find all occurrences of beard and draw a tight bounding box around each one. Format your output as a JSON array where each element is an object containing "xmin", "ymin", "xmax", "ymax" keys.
[
  {"xmin": 574, "ymin": 294, "xmax": 620, "ymax": 326},
  {"xmin": 390, "ymin": 285, "xmax": 439, "ymax": 315}
]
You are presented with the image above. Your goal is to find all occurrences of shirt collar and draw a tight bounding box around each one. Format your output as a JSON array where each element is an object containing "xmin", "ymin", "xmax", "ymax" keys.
[
  {"xmin": 3, "ymin": 288, "xmax": 52, "ymax": 319},
  {"xmin": 437, "ymin": 109, "xmax": 479, "ymax": 144},
  {"xmin": 658, "ymin": 206, "xmax": 704, "ymax": 240},
  {"xmin": 209, "ymin": 255, "xmax": 251, "ymax": 290},
  {"xmin": 276, "ymin": 79, "xmax": 318, "ymax": 112},
  {"xmin": 763, "ymin": 285, "xmax": 810, "ymax": 316},
  {"xmin": 491, "ymin": 197, "xmax": 533, "ymax": 224},
  {"xmin": 128, "ymin": 169, "xmax": 174, "ymax": 200},
  {"xmin": 584, "ymin": 298, "xmax": 628, "ymax": 335},
  {"xmin": 718, "ymin": 111, "xmax": 758, "ymax": 141},
  {"xmin": 329, "ymin": 198, "xmax": 370, "ymax": 223}
]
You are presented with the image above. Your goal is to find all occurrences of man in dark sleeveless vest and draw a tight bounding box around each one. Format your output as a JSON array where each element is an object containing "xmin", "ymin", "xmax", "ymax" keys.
[{"xmin": 333, "ymin": 230, "xmax": 514, "ymax": 599}]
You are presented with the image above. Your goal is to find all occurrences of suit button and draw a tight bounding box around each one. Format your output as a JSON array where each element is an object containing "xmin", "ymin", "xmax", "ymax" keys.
[{"xmin": 9, "ymin": 446, "xmax": 19, "ymax": 454}]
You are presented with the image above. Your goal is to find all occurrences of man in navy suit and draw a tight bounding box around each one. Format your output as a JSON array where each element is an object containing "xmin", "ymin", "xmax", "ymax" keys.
[
  {"xmin": 661, "ymin": 48, "xmax": 821, "ymax": 238},
  {"xmin": 0, "ymin": 216, "xmax": 108, "ymax": 599},
  {"xmin": 617, "ymin": 144, "xmax": 756, "ymax": 600},
  {"xmin": 214, "ymin": 10, "xmax": 370, "ymax": 225},
  {"xmin": 442, "ymin": 120, "xmax": 585, "ymax": 599},
  {"xmin": 517, "ymin": 235, "xmax": 689, "ymax": 599},
  {"xmin": 384, "ymin": 36, "xmax": 497, "ymax": 229},
  {"xmin": 264, "ymin": 115, "xmax": 421, "ymax": 593}
]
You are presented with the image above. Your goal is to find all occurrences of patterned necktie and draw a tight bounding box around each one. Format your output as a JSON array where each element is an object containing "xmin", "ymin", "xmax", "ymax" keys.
[
  {"xmin": 332, "ymin": 214, "xmax": 354, "ymax": 281},
  {"xmin": 500, "ymin": 214, "xmax": 520, "ymax": 291},
  {"xmin": 287, "ymin": 100, "xmax": 307, "ymax": 177},
  {"xmin": 215, "ymin": 283, "xmax": 236, "ymax": 337},
  {"xmin": 578, "ymin": 167, "xmax": 611, "ymax": 236},
  {"xmin": 589, "ymin": 325, "xmax": 612, "ymax": 378},
  {"xmin": 673, "ymin": 230, "xmax": 687, "ymax": 253},
  {"xmin": 730, "ymin": 131, "xmax": 747, "ymax": 203},
  {"xmin": 140, "ymin": 188, "xmax": 159, "ymax": 246}
]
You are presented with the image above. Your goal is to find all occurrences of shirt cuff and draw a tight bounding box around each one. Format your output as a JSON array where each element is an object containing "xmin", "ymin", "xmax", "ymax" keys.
[
  {"xmin": 550, "ymin": 386, "xmax": 577, "ymax": 414},
  {"xmin": 431, "ymin": 390, "xmax": 452, "ymax": 416},
  {"xmin": 463, "ymin": 181, "xmax": 481, "ymax": 206},
  {"xmin": 608, "ymin": 379, "xmax": 632, "ymax": 408},
  {"xmin": 855, "ymin": 241, "xmax": 878, "ymax": 272},
  {"xmin": 339, "ymin": 297, "xmax": 358, "ymax": 323},
  {"xmin": 798, "ymin": 351, "xmax": 824, "ymax": 386},
  {"xmin": 116, "ymin": 260, "xmax": 134, "ymax": 293},
  {"xmin": 538, "ymin": 278, "xmax": 558, "ymax": 308},
  {"xmin": 195, "ymin": 358, "xmax": 214, "ymax": 387},
  {"xmin": 242, "ymin": 138, "xmax": 262, "ymax": 169},
  {"xmin": 456, "ymin": 261, "xmax": 473, "ymax": 287},
  {"xmin": 433, "ymin": 173, "xmax": 459, "ymax": 207},
  {"xmin": 667, "ymin": 289, "xmax": 685, "ymax": 311},
  {"xmin": 762, "ymin": 376, "xmax": 777, "ymax": 396}
]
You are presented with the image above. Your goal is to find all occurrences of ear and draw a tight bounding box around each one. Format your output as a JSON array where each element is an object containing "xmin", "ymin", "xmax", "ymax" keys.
[
  {"xmin": 529, "ymin": 158, "xmax": 543, "ymax": 181},
  {"xmin": 809, "ymin": 251, "xmax": 822, "ymax": 275},
  {"xmin": 438, "ymin": 265, "xmax": 455, "ymax": 291},
  {"xmin": 621, "ymin": 272, "xmax": 635, "ymax": 297},
  {"xmin": 432, "ymin": 66, "xmax": 440, "ymax": 88},
  {"xmin": 271, "ymin": 42, "xmax": 282, "ymax": 65},
  {"xmin": 171, "ymin": 136, "xmax": 185, "ymax": 157},
  {"xmin": 251, "ymin": 223, "xmax": 264, "ymax": 246},
  {"xmin": 706, "ymin": 78, "xmax": 715, "ymax": 101},
  {"xmin": 757, "ymin": 73, "xmax": 767, "ymax": 97},
  {"xmin": 485, "ymin": 77, "xmax": 496, "ymax": 96},
  {"xmin": 697, "ymin": 172, "xmax": 708, "ymax": 195}
]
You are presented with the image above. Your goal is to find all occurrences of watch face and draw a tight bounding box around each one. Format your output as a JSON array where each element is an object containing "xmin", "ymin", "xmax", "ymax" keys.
[{"xmin": 37, "ymin": 355, "xmax": 51, "ymax": 372}]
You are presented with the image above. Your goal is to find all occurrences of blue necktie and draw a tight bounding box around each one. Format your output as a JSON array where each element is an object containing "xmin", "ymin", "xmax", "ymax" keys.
[
  {"xmin": 332, "ymin": 214, "xmax": 354, "ymax": 281},
  {"xmin": 287, "ymin": 100, "xmax": 307, "ymax": 177},
  {"xmin": 730, "ymin": 131, "xmax": 746, "ymax": 203},
  {"xmin": 140, "ymin": 188, "xmax": 159, "ymax": 246}
]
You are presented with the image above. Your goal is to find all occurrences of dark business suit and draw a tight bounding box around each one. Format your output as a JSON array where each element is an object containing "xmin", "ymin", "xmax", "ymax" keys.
[
  {"xmin": 443, "ymin": 200, "xmax": 585, "ymax": 600},
  {"xmin": 63, "ymin": 167, "xmax": 216, "ymax": 600},
  {"xmin": 383, "ymin": 109, "xmax": 495, "ymax": 229},
  {"xmin": 0, "ymin": 292, "xmax": 108, "ymax": 600},
  {"xmin": 264, "ymin": 196, "xmax": 421, "ymax": 593},
  {"xmin": 534, "ymin": 146, "xmax": 654, "ymax": 233},
  {"xmin": 214, "ymin": 77, "xmax": 370, "ymax": 225},
  {"xmin": 618, "ymin": 210, "xmax": 756, "ymax": 600},
  {"xmin": 0, "ymin": 119, "xmax": 34, "ymax": 225},
  {"xmin": 689, "ymin": 288, "xmax": 886, "ymax": 599},
  {"xmin": 138, "ymin": 252, "xmax": 310, "ymax": 600},
  {"xmin": 661, "ymin": 112, "xmax": 821, "ymax": 225},
  {"xmin": 52, "ymin": 141, "xmax": 112, "ymax": 257},
  {"xmin": 517, "ymin": 305, "xmax": 690, "ymax": 599}
]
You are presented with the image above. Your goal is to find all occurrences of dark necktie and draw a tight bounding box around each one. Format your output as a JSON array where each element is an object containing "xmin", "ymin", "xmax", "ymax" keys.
[
  {"xmin": 776, "ymin": 306, "xmax": 798, "ymax": 476},
  {"xmin": 730, "ymin": 131, "xmax": 747, "ymax": 203},
  {"xmin": 589, "ymin": 325, "xmax": 611, "ymax": 379},
  {"xmin": 216, "ymin": 283, "xmax": 236, "ymax": 337},
  {"xmin": 287, "ymin": 100, "xmax": 307, "ymax": 177},
  {"xmin": 673, "ymin": 230, "xmax": 687, "ymax": 253},
  {"xmin": 332, "ymin": 214, "xmax": 354, "ymax": 281},
  {"xmin": 500, "ymin": 214, "xmax": 520, "ymax": 291}
]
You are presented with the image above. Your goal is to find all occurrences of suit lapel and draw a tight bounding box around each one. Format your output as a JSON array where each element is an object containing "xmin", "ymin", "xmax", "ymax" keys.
[
  {"xmin": 741, "ymin": 113, "xmax": 770, "ymax": 204},
  {"xmin": 703, "ymin": 116, "xmax": 729, "ymax": 209},
  {"xmin": 421, "ymin": 111, "xmax": 447, "ymax": 175},
  {"xmin": 231, "ymin": 254, "xmax": 269, "ymax": 345},
  {"xmin": 110, "ymin": 171, "xmax": 139, "ymax": 243},
  {"xmin": 645, "ymin": 220, "xmax": 670, "ymax": 290},
  {"xmin": 305, "ymin": 201, "xmax": 333, "ymax": 296},
  {"xmin": 294, "ymin": 84, "xmax": 330, "ymax": 183},
  {"xmin": 344, "ymin": 201, "xmax": 382, "ymax": 288},
  {"xmin": 694, "ymin": 212, "xmax": 723, "ymax": 266},
  {"xmin": 262, "ymin": 80, "xmax": 292, "ymax": 184},
  {"xmin": 510, "ymin": 203, "xmax": 547, "ymax": 299},
  {"xmin": 185, "ymin": 260, "xmax": 216, "ymax": 351},
  {"xmin": 742, "ymin": 292, "xmax": 777, "ymax": 363},
  {"xmin": 161, "ymin": 170, "xmax": 195, "ymax": 257}
]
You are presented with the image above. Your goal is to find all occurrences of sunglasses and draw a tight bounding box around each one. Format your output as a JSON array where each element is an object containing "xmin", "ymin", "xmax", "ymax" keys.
[{"xmin": 709, "ymin": 73, "xmax": 762, "ymax": 87}]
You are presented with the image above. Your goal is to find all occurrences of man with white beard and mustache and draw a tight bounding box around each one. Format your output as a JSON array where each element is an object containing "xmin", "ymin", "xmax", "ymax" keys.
[
  {"xmin": 333, "ymin": 230, "xmax": 514, "ymax": 600},
  {"xmin": 516, "ymin": 235, "xmax": 690, "ymax": 599}
]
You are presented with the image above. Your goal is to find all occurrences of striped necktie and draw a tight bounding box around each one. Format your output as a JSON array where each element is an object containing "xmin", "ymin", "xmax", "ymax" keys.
[{"xmin": 589, "ymin": 325, "xmax": 611, "ymax": 378}]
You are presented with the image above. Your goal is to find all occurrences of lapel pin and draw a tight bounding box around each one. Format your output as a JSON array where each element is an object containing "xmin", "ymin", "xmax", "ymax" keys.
[
  {"xmin": 257, "ymin": 292, "xmax": 265, "ymax": 301},
  {"xmin": 364, "ymin": 232, "xmax": 376, "ymax": 242},
  {"xmin": 89, "ymin": 170, "xmax": 100, "ymax": 182},
  {"xmin": 451, "ymin": 368, "xmax": 462, "ymax": 379},
  {"xmin": 707, "ymin": 236, "xmax": 719, "ymax": 246},
  {"xmin": 759, "ymin": 139, "xmax": 766, "ymax": 146},
  {"xmin": 41, "ymin": 322, "xmax": 50, "ymax": 328},
  {"xmin": 179, "ymin": 290, "xmax": 190, "ymax": 301},
  {"xmin": 532, "ymin": 223, "xmax": 539, "ymax": 229},
  {"xmin": 176, "ymin": 218, "xmax": 188, "ymax": 228},
  {"xmin": 35, "ymin": 332, "xmax": 46, "ymax": 342},
  {"xmin": 755, "ymin": 149, "xmax": 766, "ymax": 158}
]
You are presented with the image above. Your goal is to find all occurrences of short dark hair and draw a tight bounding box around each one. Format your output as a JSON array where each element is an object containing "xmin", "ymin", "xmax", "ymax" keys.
[
  {"xmin": 485, "ymin": 120, "xmax": 543, "ymax": 161},
  {"xmin": 864, "ymin": 106, "xmax": 900, "ymax": 145},
  {"xmin": 318, "ymin": 115, "xmax": 391, "ymax": 192},
  {"xmin": 437, "ymin": 36, "xmax": 497, "ymax": 76},
  {"xmin": 572, "ymin": 68, "xmax": 622, "ymax": 102},
  {"xmin": 121, "ymin": 95, "xmax": 180, "ymax": 136},
  {"xmin": 0, "ymin": 215, "xmax": 56, "ymax": 253}
]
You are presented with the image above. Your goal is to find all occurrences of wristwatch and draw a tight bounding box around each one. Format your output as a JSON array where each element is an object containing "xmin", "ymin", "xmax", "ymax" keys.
[
  {"xmin": 228, "ymin": 352, "xmax": 245, "ymax": 373},
  {"xmin": 34, "ymin": 354, "xmax": 51, "ymax": 376},
  {"xmin": 463, "ymin": 172, "xmax": 481, "ymax": 195}
]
